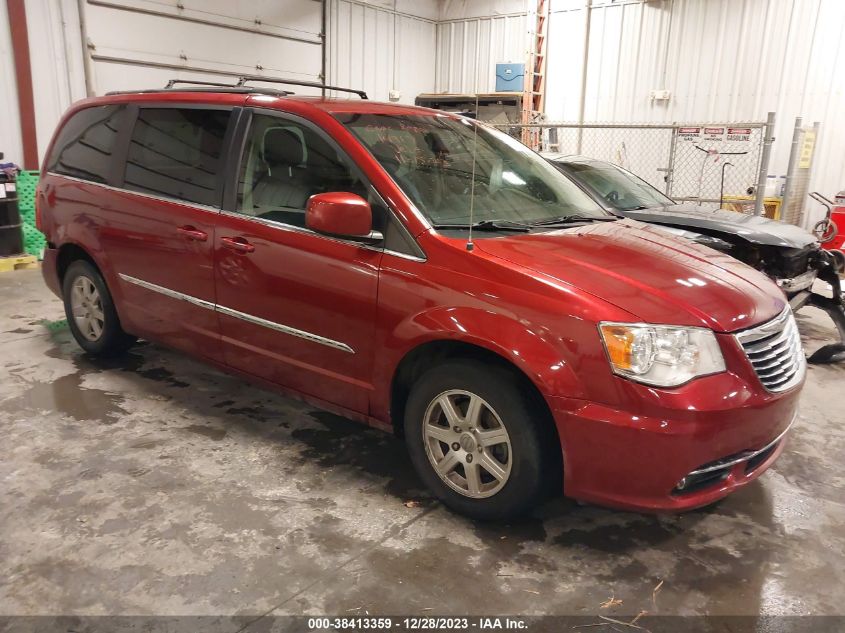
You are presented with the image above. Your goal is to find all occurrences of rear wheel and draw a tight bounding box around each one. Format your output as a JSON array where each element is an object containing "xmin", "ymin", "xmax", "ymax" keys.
[
  {"xmin": 404, "ymin": 359, "xmax": 555, "ymax": 520},
  {"xmin": 62, "ymin": 260, "xmax": 136, "ymax": 356}
]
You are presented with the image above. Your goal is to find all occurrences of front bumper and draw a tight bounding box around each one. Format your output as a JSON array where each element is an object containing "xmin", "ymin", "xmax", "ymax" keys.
[{"xmin": 549, "ymin": 368, "xmax": 801, "ymax": 512}]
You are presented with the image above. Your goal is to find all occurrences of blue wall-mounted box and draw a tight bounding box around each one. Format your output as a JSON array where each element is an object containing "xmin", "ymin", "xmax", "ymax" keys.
[{"xmin": 495, "ymin": 63, "xmax": 524, "ymax": 92}]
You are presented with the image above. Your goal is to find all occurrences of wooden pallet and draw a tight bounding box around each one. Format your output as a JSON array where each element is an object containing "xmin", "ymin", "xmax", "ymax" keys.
[{"xmin": 0, "ymin": 254, "xmax": 38, "ymax": 273}]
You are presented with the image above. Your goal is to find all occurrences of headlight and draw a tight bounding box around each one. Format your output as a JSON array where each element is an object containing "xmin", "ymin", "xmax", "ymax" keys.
[{"xmin": 598, "ymin": 323, "xmax": 726, "ymax": 387}]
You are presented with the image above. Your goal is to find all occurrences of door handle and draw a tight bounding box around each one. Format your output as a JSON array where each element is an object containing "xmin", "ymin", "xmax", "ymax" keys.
[
  {"xmin": 220, "ymin": 236, "xmax": 255, "ymax": 254},
  {"xmin": 177, "ymin": 225, "xmax": 208, "ymax": 241}
]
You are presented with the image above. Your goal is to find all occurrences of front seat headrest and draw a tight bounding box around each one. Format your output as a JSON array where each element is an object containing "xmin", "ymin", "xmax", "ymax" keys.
[{"xmin": 262, "ymin": 128, "xmax": 305, "ymax": 167}]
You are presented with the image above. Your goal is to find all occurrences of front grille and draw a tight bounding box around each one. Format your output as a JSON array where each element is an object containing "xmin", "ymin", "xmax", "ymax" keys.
[{"xmin": 735, "ymin": 307, "xmax": 806, "ymax": 392}]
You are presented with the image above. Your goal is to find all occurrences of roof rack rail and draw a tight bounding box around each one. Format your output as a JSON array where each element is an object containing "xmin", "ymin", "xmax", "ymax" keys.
[
  {"xmin": 104, "ymin": 77, "xmax": 365, "ymax": 99},
  {"xmin": 165, "ymin": 79, "xmax": 235, "ymax": 89},
  {"xmin": 164, "ymin": 78, "xmax": 293, "ymax": 95},
  {"xmin": 105, "ymin": 86, "xmax": 292, "ymax": 97},
  {"xmin": 236, "ymin": 75, "xmax": 368, "ymax": 100}
]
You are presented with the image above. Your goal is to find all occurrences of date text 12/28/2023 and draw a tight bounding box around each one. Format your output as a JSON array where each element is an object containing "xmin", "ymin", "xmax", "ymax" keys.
[{"xmin": 307, "ymin": 617, "xmax": 528, "ymax": 630}]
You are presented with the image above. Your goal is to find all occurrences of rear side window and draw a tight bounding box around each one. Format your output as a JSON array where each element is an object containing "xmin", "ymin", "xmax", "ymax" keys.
[
  {"xmin": 124, "ymin": 108, "xmax": 230, "ymax": 207},
  {"xmin": 47, "ymin": 105, "xmax": 124, "ymax": 184}
]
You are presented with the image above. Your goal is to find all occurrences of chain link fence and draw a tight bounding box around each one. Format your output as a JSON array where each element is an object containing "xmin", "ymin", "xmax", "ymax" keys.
[{"xmin": 494, "ymin": 120, "xmax": 773, "ymax": 214}]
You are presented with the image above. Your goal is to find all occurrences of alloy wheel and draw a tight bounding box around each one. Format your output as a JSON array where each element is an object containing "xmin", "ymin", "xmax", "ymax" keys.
[
  {"xmin": 70, "ymin": 276, "xmax": 105, "ymax": 342},
  {"xmin": 422, "ymin": 389, "xmax": 513, "ymax": 498}
]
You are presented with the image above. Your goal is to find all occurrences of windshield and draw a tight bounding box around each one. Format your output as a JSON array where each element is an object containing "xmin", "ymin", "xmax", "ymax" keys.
[
  {"xmin": 336, "ymin": 113, "xmax": 607, "ymax": 226},
  {"xmin": 560, "ymin": 161, "xmax": 674, "ymax": 211}
]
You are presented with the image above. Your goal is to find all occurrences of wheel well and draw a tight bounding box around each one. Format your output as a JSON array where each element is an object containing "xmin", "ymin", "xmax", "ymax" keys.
[
  {"xmin": 391, "ymin": 340, "xmax": 558, "ymax": 436},
  {"xmin": 56, "ymin": 243, "xmax": 98, "ymax": 283},
  {"xmin": 390, "ymin": 340, "xmax": 563, "ymax": 493}
]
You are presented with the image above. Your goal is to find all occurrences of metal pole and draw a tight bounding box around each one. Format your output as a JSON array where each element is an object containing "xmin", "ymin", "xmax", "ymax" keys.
[
  {"xmin": 753, "ymin": 111, "xmax": 776, "ymax": 217},
  {"xmin": 720, "ymin": 162, "xmax": 733, "ymax": 209},
  {"xmin": 321, "ymin": 0, "xmax": 327, "ymax": 97},
  {"xmin": 780, "ymin": 116, "xmax": 802, "ymax": 224},
  {"xmin": 664, "ymin": 126, "xmax": 678, "ymax": 195},
  {"xmin": 575, "ymin": 0, "xmax": 592, "ymax": 154},
  {"xmin": 6, "ymin": 0, "xmax": 39, "ymax": 169},
  {"xmin": 77, "ymin": 0, "xmax": 95, "ymax": 97}
]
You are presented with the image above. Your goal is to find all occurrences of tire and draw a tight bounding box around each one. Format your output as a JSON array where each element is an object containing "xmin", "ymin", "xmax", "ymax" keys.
[
  {"xmin": 62, "ymin": 260, "xmax": 136, "ymax": 356},
  {"xmin": 404, "ymin": 359, "xmax": 556, "ymax": 521},
  {"xmin": 814, "ymin": 219, "xmax": 838, "ymax": 244}
]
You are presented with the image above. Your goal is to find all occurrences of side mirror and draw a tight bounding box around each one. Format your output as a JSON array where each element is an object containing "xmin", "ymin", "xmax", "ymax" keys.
[{"xmin": 306, "ymin": 192, "xmax": 381, "ymax": 243}]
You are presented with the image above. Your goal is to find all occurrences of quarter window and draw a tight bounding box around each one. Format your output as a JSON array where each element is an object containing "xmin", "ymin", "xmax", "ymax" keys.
[
  {"xmin": 124, "ymin": 108, "xmax": 230, "ymax": 207},
  {"xmin": 47, "ymin": 105, "xmax": 124, "ymax": 184}
]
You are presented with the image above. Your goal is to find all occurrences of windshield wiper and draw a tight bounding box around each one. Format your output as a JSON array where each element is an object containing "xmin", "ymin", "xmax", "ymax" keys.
[
  {"xmin": 432, "ymin": 219, "xmax": 532, "ymax": 232},
  {"xmin": 530, "ymin": 214, "xmax": 618, "ymax": 226}
]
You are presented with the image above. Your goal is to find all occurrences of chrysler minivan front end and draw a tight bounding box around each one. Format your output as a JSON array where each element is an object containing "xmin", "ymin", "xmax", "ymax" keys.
[{"xmin": 339, "ymin": 107, "xmax": 805, "ymax": 515}]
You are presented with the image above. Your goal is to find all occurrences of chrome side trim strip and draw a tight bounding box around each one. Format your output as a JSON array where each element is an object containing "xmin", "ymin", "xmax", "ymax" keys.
[
  {"xmin": 215, "ymin": 305, "xmax": 354, "ymax": 354},
  {"xmin": 384, "ymin": 249, "xmax": 427, "ymax": 263},
  {"xmin": 687, "ymin": 416, "xmax": 795, "ymax": 476},
  {"xmin": 119, "ymin": 273, "xmax": 215, "ymax": 311},
  {"xmin": 118, "ymin": 273, "xmax": 354, "ymax": 354}
]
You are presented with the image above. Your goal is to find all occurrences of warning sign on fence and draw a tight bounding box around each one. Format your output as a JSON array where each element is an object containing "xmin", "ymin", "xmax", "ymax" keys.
[
  {"xmin": 726, "ymin": 127, "xmax": 752, "ymax": 142},
  {"xmin": 678, "ymin": 127, "xmax": 701, "ymax": 141},
  {"xmin": 704, "ymin": 127, "xmax": 725, "ymax": 142},
  {"xmin": 799, "ymin": 130, "xmax": 816, "ymax": 169}
]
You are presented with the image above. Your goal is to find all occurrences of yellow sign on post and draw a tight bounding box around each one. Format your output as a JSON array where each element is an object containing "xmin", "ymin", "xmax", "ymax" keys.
[{"xmin": 799, "ymin": 130, "xmax": 816, "ymax": 169}]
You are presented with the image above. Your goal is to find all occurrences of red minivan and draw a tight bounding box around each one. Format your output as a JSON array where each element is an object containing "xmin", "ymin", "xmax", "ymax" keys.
[{"xmin": 37, "ymin": 83, "xmax": 804, "ymax": 519}]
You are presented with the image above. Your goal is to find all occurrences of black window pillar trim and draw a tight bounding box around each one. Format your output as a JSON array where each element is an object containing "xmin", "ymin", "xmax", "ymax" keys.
[
  {"xmin": 216, "ymin": 106, "xmax": 244, "ymax": 211},
  {"xmin": 222, "ymin": 107, "xmax": 252, "ymax": 212},
  {"xmin": 108, "ymin": 104, "xmax": 138, "ymax": 188}
]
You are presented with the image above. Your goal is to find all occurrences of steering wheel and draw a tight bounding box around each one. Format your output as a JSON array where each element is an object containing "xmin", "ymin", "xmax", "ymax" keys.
[{"xmin": 605, "ymin": 190, "xmax": 620, "ymax": 204}]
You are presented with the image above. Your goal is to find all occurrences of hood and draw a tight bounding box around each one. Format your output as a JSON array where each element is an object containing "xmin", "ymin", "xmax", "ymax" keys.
[
  {"xmin": 618, "ymin": 203, "xmax": 817, "ymax": 249},
  {"xmin": 477, "ymin": 219, "xmax": 786, "ymax": 332}
]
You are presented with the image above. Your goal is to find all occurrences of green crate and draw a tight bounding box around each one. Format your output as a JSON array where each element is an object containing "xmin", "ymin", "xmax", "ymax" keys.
[
  {"xmin": 15, "ymin": 170, "xmax": 39, "ymax": 210},
  {"xmin": 13, "ymin": 171, "xmax": 43, "ymax": 258},
  {"xmin": 22, "ymin": 222, "xmax": 46, "ymax": 259}
]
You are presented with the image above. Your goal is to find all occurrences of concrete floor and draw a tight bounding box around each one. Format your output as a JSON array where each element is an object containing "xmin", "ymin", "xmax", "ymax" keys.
[{"xmin": 1, "ymin": 267, "xmax": 844, "ymax": 619}]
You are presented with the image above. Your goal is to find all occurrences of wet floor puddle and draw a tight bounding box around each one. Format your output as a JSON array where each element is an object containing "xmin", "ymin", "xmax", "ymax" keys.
[{"xmin": 7, "ymin": 371, "xmax": 126, "ymax": 424}]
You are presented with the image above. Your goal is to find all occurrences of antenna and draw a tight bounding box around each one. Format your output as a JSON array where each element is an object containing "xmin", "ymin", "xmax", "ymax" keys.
[{"xmin": 466, "ymin": 92, "xmax": 480, "ymax": 252}]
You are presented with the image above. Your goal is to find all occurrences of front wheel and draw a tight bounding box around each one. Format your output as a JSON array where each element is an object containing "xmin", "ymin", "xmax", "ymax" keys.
[
  {"xmin": 62, "ymin": 260, "xmax": 136, "ymax": 356},
  {"xmin": 404, "ymin": 359, "xmax": 556, "ymax": 520}
]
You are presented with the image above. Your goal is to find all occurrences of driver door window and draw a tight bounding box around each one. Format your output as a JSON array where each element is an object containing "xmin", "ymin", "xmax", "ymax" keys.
[{"xmin": 236, "ymin": 114, "xmax": 369, "ymax": 228}]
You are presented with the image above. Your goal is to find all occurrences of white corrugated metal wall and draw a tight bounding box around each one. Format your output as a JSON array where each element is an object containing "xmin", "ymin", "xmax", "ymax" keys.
[
  {"xmin": 435, "ymin": 0, "xmax": 527, "ymax": 93},
  {"xmin": 21, "ymin": 0, "xmax": 87, "ymax": 166},
  {"xmin": 326, "ymin": 0, "xmax": 438, "ymax": 103},
  {"xmin": 435, "ymin": 13, "xmax": 526, "ymax": 93},
  {"xmin": 436, "ymin": 0, "xmax": 845, "ymax": 219}
]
